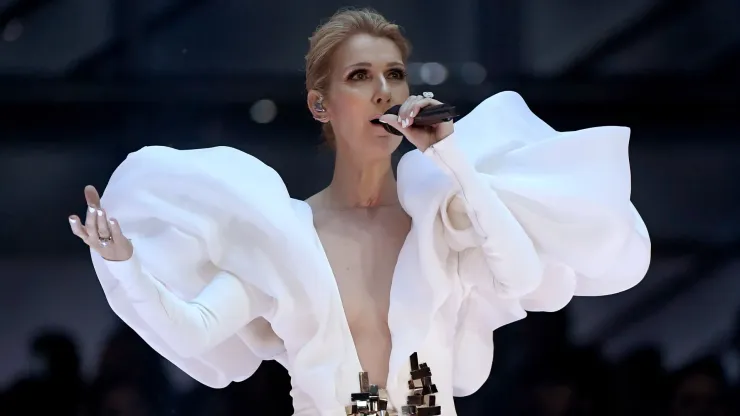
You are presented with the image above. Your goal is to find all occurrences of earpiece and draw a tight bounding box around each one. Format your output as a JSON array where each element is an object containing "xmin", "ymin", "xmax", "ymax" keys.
[{"xmin": 314, "ymin": 99, "xmax": 325, "ymax": 112}]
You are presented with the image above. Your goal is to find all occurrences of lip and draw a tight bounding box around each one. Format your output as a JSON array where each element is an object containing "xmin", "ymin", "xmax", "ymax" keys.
[
  {"xmin": 370, "ymin": 120, "xmax": 386, "ymax": 129},
  {"xmin": 369, "ymin": 117, "xmax": 390, "ymax": 134}
]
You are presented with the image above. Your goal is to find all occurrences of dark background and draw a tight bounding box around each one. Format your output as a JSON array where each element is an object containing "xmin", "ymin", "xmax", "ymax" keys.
[{"xmin": 1, "ymin": 0, "xmax": 739, "ymax": 415}]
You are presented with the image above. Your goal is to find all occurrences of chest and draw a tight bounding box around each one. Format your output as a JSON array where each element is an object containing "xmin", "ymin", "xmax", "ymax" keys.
[{"xmin": 313, "ymin": 208, "xmax": 411, "ymax": 323}]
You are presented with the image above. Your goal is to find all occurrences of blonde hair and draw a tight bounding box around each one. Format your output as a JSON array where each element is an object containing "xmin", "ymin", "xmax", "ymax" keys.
[{"xmin": 305, "ymin": 8, "xmax": 411, "ymax": 146}]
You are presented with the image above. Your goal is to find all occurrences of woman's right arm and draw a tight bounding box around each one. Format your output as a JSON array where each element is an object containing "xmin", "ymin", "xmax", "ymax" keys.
[
  {"xmin": 70, "ymin": 186, "xmax": 256, "ymax": 358},
  {"xmin": 104, "ymin": 255, "xmax": 254, "ymax": 358}
]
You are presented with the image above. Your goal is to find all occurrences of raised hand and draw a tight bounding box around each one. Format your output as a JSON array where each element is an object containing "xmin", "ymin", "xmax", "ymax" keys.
[
  {"xmin": 378, "ymin": 92, "xmax": 454, "ymax": 152},
  {"xmin": 69, "ymin": 185, "xmax": 133, "ymax": 262}
]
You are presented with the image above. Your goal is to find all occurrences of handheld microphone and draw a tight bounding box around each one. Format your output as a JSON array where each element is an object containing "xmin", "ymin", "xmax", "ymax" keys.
[{"xmin": 371, "ymin": 103, "xmax": 458, "ymax": 136}]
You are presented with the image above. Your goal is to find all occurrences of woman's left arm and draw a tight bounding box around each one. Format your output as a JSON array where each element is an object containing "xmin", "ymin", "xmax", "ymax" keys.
[
  {"xmin": 382, "ymin": 95, "xmax": 542, "ymax": 300},
  {"xmin": 385, "ymin": 92, "xmax": 651, "ymax": 309},
  {"xmin": 390, "ymin": 92, "xmax": 650, "ymax": 397},
  {"xmin": 424, "ymin": 134, "xmax": 650, "ymax": 309},
  {"xmin": 426, "ymin": 136, "xmax": 544, "ymax": 299}
]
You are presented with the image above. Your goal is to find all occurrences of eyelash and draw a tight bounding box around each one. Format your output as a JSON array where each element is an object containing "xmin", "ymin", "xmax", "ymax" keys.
[{"xmin": 347, "ymin": 69, "xmax": 407, "ymax": 81}]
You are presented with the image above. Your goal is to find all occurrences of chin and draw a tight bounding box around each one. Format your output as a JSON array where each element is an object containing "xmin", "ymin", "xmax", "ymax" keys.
[
  {"xmin": 336, "ymin": 127, "xmax": 402, "ymax": 157},
  {"xmin": 371, "ymin": 133, "xmax": 403, "ymax": 155},
  {"xmin": 353, "ymin": 135, "xmax": 400, "ymax": 159}
]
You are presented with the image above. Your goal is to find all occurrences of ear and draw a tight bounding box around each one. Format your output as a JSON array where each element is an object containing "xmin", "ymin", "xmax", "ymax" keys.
[{"xmin": 307, "ymin": 90, "xmax": 329, "ymax": 123}]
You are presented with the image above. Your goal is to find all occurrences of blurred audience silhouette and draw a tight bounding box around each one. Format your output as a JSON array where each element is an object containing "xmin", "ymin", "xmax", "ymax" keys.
[{"xmin": 2, "ymin": 309, "xmax": 737, "ymax": 416}]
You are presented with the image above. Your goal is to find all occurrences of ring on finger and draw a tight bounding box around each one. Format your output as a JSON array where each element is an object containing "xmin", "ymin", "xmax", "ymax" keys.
[{"xmin": 99, "ymin": 235, "xmax": 113, "ymax": 246}]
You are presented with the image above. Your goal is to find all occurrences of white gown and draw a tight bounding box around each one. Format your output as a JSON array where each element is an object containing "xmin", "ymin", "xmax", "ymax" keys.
[{"xmin": 90, "ymin": 91, "xmax": 651, "ymax": 415}]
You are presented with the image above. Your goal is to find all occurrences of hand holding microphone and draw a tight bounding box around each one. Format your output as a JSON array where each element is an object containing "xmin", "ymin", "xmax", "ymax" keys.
[{"xmin": 374, "ymin": 92, "xmax": 457, "ymax": 151}]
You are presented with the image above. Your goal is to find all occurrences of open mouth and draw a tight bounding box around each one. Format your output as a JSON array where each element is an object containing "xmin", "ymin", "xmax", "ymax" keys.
[
  {"xmin": 369, "ymin": 116, "xmax": 403, "ymax": 136},
  {"xmin": 369, "ymin": 112, "xmax": 385, "ymax": 122}
]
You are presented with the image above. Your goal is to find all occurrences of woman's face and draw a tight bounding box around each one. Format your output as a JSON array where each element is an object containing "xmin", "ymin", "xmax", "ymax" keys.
[{"xmin": 321, "ymin": 33, "xmax": 409, "ymax": 157}]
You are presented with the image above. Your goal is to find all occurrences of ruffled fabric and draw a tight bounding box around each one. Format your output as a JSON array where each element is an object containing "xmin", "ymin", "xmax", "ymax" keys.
[
  {"xmin": 393, "ymin": 91, "xmax": 650, "ymax": 397},
  {"xmin": 92, "ymin": 146, "xmax": 361, "ymax": 414},
  {"xmin": 90, "ymin": 91, "xmax": 650, "ymax": 415}
]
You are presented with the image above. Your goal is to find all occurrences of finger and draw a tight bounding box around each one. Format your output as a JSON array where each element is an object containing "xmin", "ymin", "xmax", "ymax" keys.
[
  {"xmin": 405, "ymin": 96, "xmax": 427, "ymax": 127},
  {"xmin": 395, "ymin": 96, "xmax": 411, "ymax": 122},
  {"xmin": 409, "ymin": 98, "xmax": 443, "ymax": 123},
  {"xmin": 69, "ymin": 215, "xmax": 89, "ymax": 240},
  {"xmin": 97, "ymin": 208, "xmax": 112, "ymax": 239},
  {"xmin": 84, "ymin": 205, "xmax": 99, "ymax": 241},
  {"xmin": 405, "ymin": 96, "xmax": 431, "ymax": 127},
  {"xmin": 108, "ymin": 218, "xmax": 126, "ymax": 241},
  {"xmin": 378, "ymin": 114, "xmax": 405, "ymax": 134},
  {"xmin": 398, "ymin": 96, "xmax": 420, "ymax": 126},
  {"xmin": 84, "ymin": 185, "xmax": 101, "ymax": 208}
]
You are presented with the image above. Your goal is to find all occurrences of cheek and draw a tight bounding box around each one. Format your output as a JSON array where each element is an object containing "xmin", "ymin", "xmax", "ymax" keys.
[
  {"xmin": 328, "ymin": 89, "xmax": 368, "ymax": 122},
  {"xmin": 395, "ymin": 83, "xmax": 410, "ymax": 99}
]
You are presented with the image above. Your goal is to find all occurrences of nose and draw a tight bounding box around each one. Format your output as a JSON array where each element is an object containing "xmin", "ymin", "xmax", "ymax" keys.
[{"xmin": 373, "ymin": 77, "xmax": 391, "ymax": 105}]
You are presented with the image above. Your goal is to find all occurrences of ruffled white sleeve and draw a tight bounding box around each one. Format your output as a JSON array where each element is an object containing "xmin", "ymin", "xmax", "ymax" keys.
[
  {"xmin": 92, "ymin": 146, "xmax": 361, "ymax": 413},
  {"xmin": 100, "ymin": 252, "xmax": 263, "ymax": 359},
  {"xmin": 425, "ymin": 91, "xmax": 650, "ymax": 307},
  {"xmin": 395, "ymin": 91, "xmax": 650, "ymax": 396}
]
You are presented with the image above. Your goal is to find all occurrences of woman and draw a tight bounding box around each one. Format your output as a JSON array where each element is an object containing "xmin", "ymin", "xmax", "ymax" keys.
[{"xmin": 68, "ymin": 8, "xmax": 651, "ymax": 416}]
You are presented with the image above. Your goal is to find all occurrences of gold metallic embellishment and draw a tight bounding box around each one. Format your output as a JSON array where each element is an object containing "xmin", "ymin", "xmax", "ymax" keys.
[
  {"xmin": 346, "ymin": 353, "xmax": 442, "ymax": 415},
  {"xmin": 401, "ymin": 353, "xmax": 441, "ymax": 416},
  {"xmin": 346, "ymin": 372, "xmax": 390, "ymax": 415}
]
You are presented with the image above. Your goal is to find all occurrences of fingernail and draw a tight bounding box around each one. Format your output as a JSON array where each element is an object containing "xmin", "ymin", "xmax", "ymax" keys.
[
  {"xmin": 69, "ymin": 218, "xmax": 77, "ymax": 224},
  {"xmin": 402, "ymin": 118, "xmax": 409, "ymax": 128},
  {"xmin": 109, "ymin": 220, "xmax": 115, "ymax": 225},
  {"xmin": 410, "ymin": 111, "xmax": 415, "ymax": 117},
  {"xmin": 397, "ymin": 116, "xmax": 402, "ymax": 123},
  {"xmin": 378, "ymin": 119, "xmax": 387, "ymax": 123},
  {"xmin": 88, "ymin": 206, "xmax": 96, "ymax": 213},
  {"xmin": 97, "ymin": 209, "xmax": 104, "ymax": 217}
]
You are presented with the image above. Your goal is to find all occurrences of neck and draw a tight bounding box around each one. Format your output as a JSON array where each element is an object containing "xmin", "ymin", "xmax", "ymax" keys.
[{"xmin": 328, "ymin": 148, "xmax": 398, "ymax": 209}]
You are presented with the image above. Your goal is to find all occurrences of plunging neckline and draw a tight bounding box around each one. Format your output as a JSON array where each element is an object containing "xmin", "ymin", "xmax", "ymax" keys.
[{"xmin": 300, "ymin": 199, "xmax": 402, "ymax": 392}]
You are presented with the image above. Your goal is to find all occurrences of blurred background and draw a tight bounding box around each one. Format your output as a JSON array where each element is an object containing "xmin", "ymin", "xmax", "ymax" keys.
[{"xmin": 1, "ymin": 0, "xmax": 739, "ymax": 415}]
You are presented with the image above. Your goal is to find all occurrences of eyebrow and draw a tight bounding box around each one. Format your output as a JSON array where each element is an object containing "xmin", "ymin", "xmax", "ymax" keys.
[{"xmin": 344, "ymin": 61, "xmax": 405, "ymax": 70}]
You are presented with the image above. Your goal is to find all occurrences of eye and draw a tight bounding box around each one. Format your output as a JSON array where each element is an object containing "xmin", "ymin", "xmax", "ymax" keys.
[
  {"xmin": 387, "ymin": 68, "xmax": 407, "ymax": 80},
  {"xmin": 348, "ymin": 69, "xmax": 369, "ymax": 81}
]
